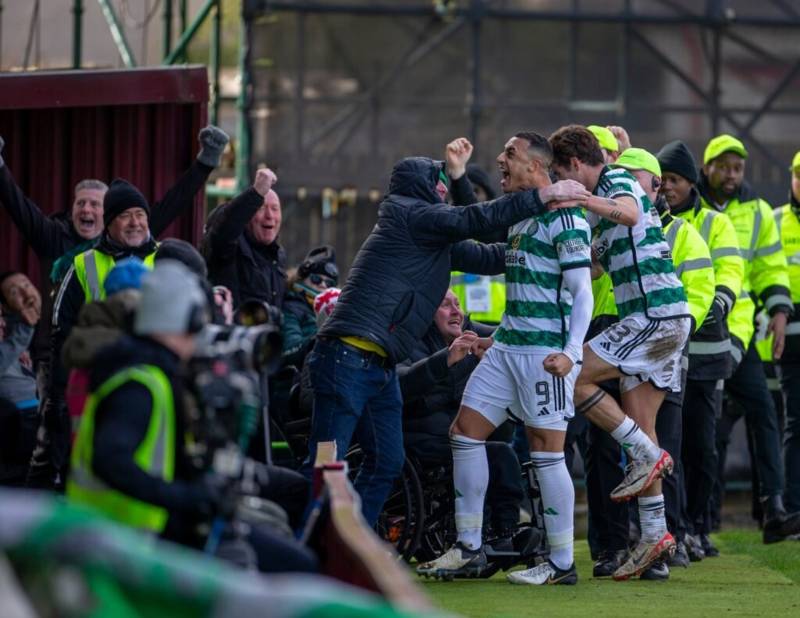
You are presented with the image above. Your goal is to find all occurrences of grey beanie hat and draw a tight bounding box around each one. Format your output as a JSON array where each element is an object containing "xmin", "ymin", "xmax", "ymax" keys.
[{"xmin": 134, "ymin": 260, "xmax": 207, "ymax": 335}]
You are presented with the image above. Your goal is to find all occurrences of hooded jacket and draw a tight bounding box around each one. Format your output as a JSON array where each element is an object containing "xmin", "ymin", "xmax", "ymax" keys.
[{"xmin": 317, "ymin": 157, "xmax": 546, "ymax": 364}]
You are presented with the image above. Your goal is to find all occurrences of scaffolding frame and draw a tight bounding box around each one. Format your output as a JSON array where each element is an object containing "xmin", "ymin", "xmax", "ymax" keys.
[{"xmin": 243, "ymin": 0, "xmax": 800, "ymax": 189}]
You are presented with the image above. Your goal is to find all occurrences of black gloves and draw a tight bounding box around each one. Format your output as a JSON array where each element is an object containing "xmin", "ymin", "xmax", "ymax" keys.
[{"xmin": 197, "ymin": 126, "xmax": 230, "ymax": 168}]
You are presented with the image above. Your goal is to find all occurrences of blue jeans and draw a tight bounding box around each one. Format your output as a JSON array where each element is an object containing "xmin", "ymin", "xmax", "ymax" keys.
[{"xmin": 305, "ymin": 338, "xmax": 404, "ymax": 526}]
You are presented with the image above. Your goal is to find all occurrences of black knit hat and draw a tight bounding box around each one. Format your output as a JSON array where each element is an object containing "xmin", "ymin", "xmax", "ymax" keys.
[
  {"xmin": 155, "ymin": 238, "xmax": 208, "ymax": 279},
  {"xmin": 103, "ymin": 178, "xmax": 150, "ymax": 228},
  {"xmin": 656, "ymin": 141, "xmax": 699, "ymax": 185},
  {"xmin": 466, "ymin": 164, "xmax": 497, "ymax": 200},
  {"xmin": 298, "ymin": 245, "xmax": 338, "ymax": 283}
]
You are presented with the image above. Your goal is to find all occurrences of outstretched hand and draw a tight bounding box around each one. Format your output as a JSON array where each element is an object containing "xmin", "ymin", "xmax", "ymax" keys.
[{"xmin": 444, "ymin": 137, "xmax": 474, "ymax": 180}]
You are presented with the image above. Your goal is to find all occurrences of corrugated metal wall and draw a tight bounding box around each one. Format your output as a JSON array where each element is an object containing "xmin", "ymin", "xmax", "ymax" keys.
[{"xmin": 0, "ymin": 67, "xmax": 208, "ymax": 288}]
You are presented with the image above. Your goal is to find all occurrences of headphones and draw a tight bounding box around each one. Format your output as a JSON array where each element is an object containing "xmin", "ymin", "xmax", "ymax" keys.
[
  {"xmin": 185, "ymin": 280, "xmax": 210, "ymax": 334},
  {"xmin": 186, "ymin": 300, "xmax": 208, "ymax": 334}
]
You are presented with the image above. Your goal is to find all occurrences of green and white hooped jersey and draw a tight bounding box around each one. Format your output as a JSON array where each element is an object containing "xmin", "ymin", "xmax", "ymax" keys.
[
  {"xmin": 590, "ymin": 167, "xmax": 688, "ymax": 321},
  {"xmin": 494, "ymin": 207, "xmax": 591, "ymax": 353}
]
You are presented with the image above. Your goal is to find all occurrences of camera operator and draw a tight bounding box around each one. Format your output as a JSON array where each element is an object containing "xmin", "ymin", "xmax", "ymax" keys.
[{"xmin": 67, "ymin": 260, "xmax": 316, "ymax": 573}]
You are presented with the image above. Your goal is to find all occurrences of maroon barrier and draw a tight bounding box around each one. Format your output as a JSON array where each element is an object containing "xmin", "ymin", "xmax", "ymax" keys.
[{"xmin": 0, "ymin": 66, "xmax": 208, "ymax": 287}]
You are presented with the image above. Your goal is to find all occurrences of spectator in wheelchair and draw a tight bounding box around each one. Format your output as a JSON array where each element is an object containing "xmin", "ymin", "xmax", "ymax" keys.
[{"xmin": 398, "ymin": 289, "xmax": 524, "ymax": 546}]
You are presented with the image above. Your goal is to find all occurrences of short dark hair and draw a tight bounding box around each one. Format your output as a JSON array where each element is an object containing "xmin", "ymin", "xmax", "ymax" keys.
[
  {"xmin": 549, "ymin": 125, "xmax": 605, "ymax": 168},
  {"xmin": 514, "ymin": 131, "xmax": 553, "ymax": 167}
]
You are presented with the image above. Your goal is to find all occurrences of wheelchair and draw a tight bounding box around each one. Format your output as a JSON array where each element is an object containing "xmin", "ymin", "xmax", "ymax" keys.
[
  {"xmin": 345, "ymin": 443, "xmax": 549, "ymax": 576},
  {"xmin": 271, "ymin": 380, "xmax": 549, "ymax": 573}
]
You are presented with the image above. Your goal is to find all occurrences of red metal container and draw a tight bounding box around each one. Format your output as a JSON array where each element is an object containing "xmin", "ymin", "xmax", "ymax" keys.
[{"xmin": 0, "ymin": 66, "xmax": 208, "ymax": 287}]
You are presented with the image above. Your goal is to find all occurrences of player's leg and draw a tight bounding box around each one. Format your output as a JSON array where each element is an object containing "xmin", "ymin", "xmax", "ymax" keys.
[
  {"xmin": 507, "ymin": 357, "xmax": 578, "ymax": 586},
  {"xmin": 612, "ymin": 381, "xmax": 676, "ymax": 581},
  {"xmin": 576, "ymin": 346, "xmax": 665, "ymax": 477}
]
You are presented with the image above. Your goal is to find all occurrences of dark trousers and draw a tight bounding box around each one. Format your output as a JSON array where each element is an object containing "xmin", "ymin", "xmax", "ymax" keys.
[
  {"xmin": 717, "ymin": 342, "xmax": 784, "ymax": 502},
  {"xmin": 405, "ymin": 433, "xmax": 524, "ymax": 533},
  {"xmin": 304, "ymin": 338, "xmax": 404, "ymax": 527},
  {"xmin": 584, "ymin": 422, "xmax": 629, "ymax": 555},
  {"xmin": 656, "ymin": 396, "xmax": 685, "ymax": 541},
  {"xmin": 681, "ymin": 379, "xmax": 720, "ymax": 533},
  {"xmin": 778, "ymin": 361, "xmax": 800, "ymax": 512}
]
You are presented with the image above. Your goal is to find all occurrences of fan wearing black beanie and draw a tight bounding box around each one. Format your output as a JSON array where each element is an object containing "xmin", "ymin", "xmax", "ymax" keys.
[
  {"xmin": 37, "ymin": 177, "xmax": 193, "ymax": 491},
  {"xmin": 656, "ymin": 140, "xmax": 748, "ymax": 554}
]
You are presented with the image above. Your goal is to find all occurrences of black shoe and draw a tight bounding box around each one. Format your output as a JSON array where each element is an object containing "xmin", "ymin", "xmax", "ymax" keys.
[
  {"xmin": 763, "ymin": 511, "xmax": 800, "ymax": 544},
  {"xmin": 416, "ymin": 542, "xmax": 488, "ymax": 580},
  {"xmin": 667, "ymin": 542, "xmax": 690, "ymax": 568},
  {"xmin": 486, "ymin": 534, "xmax": 515, "ymax": 554},
  {"xmin": 593, "ymin": 549, "xmax": 626, "ymax": 577},
  {"xmin": 639, "ymin": 559, "xmax": 669, "ymax": 581},
  {"xmin": 684, "ymin": 534, "xmax": 705, "ymax": 561},
  {"xmin": 700, "ymin": 534, "xmax": 720, "ymax": 557}
]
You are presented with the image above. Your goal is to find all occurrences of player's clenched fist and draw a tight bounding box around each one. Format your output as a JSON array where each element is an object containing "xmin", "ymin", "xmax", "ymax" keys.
[
  {"xmin": 444, "ymin": 137, "xmax": 474, "ymax": 180},
  {"xmin": 543, "ymin": 352, "xmax": 573, "ymax": 377},
  {"xmin": 253, "ymin": 167, "xmax": 278, "ymax": 196}
]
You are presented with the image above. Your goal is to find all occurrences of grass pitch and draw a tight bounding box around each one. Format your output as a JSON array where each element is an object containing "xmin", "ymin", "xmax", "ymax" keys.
[{"xmin": 419, "ymin": 530, "xmax": 800, "ymax": 617}]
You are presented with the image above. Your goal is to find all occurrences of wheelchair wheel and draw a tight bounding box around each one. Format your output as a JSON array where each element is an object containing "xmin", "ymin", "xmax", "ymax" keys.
[
  {"xmin": 345, "ymin": 446, "xmax": 425, "ymax": 562},
  {"xmin": 414, "ymin": 469, "xmax": 457, "ymax": 563}
]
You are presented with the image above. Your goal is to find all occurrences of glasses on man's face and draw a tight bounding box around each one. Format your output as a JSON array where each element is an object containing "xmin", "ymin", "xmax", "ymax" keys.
[{"xmin": 309, "ymin": 273, "xmax": 336, "ymax": 288}]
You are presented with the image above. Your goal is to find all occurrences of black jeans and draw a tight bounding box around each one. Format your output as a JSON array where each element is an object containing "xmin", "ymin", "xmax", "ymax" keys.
[
  {"xmin": 717, "ymin": 342, "xmax": 784, "ymax": 501},
  {"xmin": 681, "ymin": 379, "xmax": 720, "ymax": 533},
  {"xmin": 405, "ymin": 433, "xmax": 524, "ymax": 533},
  {"xmin": 778, "ymin": 361, "xmax": 800, "ymax": 512},
  {"xmin": 656, "ymin": 395, "xmax": 686, "ymax": 542}
]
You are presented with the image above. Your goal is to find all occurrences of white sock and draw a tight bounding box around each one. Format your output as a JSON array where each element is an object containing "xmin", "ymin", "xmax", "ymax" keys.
[
  {"xmin": 531, "ymin": 451, "xmax": 574, "ymax": 570},
  {"xmin": 451, "ymin": 434, "xmax": 488, "ymax": 550},
  {"xmin": 638, "ymin": 494, "xmax": 667, "ymax": 543},
  {"xmin": 610, "ymin": 416, "xmax": 660, "ymax": 461}
]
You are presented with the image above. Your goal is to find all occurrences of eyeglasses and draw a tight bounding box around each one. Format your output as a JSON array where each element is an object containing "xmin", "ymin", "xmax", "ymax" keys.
[{"xmin": 310, "ymin": 273, "xmax": 337, "ymax": 288}]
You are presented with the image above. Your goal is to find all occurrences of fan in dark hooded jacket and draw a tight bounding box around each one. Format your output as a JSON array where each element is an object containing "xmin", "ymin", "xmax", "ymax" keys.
[
  {"xmin": 317, "ymin": 156, "xmax": 549, "ymax": 365},
  {"xmin": 305, "ymin": 155, "xmax": 553, "ymax": 526}
]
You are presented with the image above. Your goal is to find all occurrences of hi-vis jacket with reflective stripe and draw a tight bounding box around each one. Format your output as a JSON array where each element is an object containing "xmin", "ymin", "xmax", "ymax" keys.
[
  {"xmin": 671, "ymin": 191, "xmax": 744, "ymax": 379},
  {"xmin": 698, "ymin": 177, "xmax": 792, "ymax": 362},
  {"xmin": 67, "ymin": 364, "xmax": 175, "ymax": 533},
  {"xmin": 74, "ymin": 249, "xmax": 156, "ymax": 302},
  {"xmin": 661, "ymin": 213, "xmax": 715, "ymax": 331},
  {"xmin": 762, "ymin": 202, "xmax": 800, "ymax": 362},
  {"xmin": 450, "ymin": 271, "xmax": 505, "ymax": 324}
]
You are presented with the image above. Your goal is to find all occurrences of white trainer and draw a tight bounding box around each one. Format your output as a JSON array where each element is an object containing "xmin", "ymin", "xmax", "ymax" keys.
[{"xmin": 507, "ymin": 560, "xmax": 578, "ymax": 585}]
